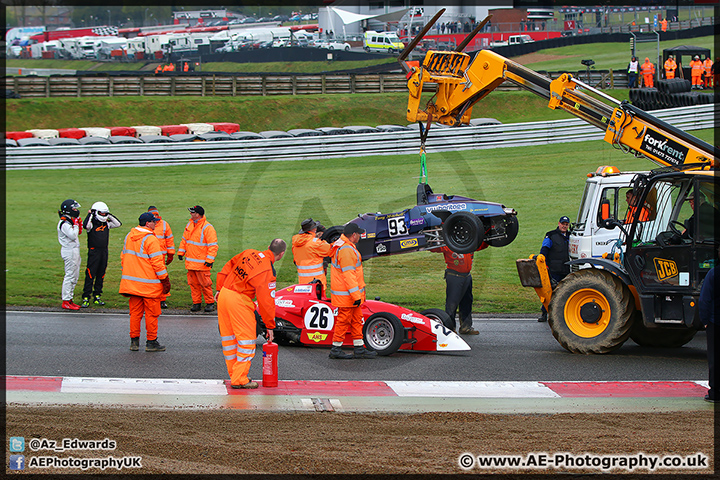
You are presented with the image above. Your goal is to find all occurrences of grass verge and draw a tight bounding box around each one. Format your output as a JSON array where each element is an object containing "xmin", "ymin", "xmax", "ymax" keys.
[{"xmin": 9, "ymin": 128, "xmax": 714, "ymax": 312}]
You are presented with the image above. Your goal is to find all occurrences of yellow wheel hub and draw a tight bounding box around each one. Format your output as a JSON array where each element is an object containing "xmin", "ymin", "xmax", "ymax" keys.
[{"xmin": 563, "ymin": 288, "xmax": 611, "ymax": 338}]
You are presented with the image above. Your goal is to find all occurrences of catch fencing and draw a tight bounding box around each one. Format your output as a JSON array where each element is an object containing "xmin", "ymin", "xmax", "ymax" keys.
[{"xmin": 6, "ymin": 104, "xmax": 713, "ymax": 170}]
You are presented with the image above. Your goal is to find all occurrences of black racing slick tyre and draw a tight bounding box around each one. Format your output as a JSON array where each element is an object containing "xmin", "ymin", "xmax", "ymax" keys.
[
  {"xmin": 548, "ymin": 269, "xmax": 635, "ymax": 354},
  {"xmin": 420, "ymin": 308, "xmax": 455, "ymax": 331},
  {"xmin": 487, "ymin": 215, "xmax": 519, "ymax": 248},
  {"xmin": 363, "ymin": 313, "xmax": 404, "ymax": 356},
  {"xmin": 321, "ymin": 226, "xmax": 343, "ymax": 244},
  {"xmin": 442, "ymin": 211, "xmax": 483, "ymax": 254},
  {"xmin": 629, "ymin": 321, "xmax": 697, "ymax": 348}
]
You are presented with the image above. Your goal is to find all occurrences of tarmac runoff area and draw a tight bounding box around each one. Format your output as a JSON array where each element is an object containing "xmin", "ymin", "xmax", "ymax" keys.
[{"xmin": 6, "ymin": 376, "xmax": 713, "ymax": 413}]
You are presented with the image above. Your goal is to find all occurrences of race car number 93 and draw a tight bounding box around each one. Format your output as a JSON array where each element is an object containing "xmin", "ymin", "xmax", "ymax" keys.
[
  {"xmin": 388, "ymin": 217, "xmax": 408, "ymax": 237},
  {"xmin": 304, "ymin": 304, "xmax": 335, "ymax": 330}
]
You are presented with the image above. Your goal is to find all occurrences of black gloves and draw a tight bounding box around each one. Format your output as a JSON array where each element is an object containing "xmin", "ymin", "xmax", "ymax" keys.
[
  {"xmin": 353, "ymin": 299, "xmax": 361, "ymax": 307},
  {"xmin": 204, "ymin": 262, "xmax": 213, "ymax": 268}
]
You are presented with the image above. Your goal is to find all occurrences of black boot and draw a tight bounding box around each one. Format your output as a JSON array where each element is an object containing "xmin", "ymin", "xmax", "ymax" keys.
[
  {"xmin": 146, "ymin": 339, "xmax": 166, "ymax": 352},
  {"xmin": 190, "ymin": 303, "xmax": 202, "ymax": 312},
  {"xmin": 329, "ymin": 346, "xmax": 353, "ymax": 359},
  {"xmin": 353, "ymin": 346, "xmax": 378, "ymax": 359},
  {"xmin": 130, "ymin": 337, "xmax": 139, "ymax": 351},
  {"xmin": 204, "ymin": 303, "xmax": 216, "ymax": 312},
  {"xmin": 538, "ymin": 312, "xmax": 548, "ymax": 323}
]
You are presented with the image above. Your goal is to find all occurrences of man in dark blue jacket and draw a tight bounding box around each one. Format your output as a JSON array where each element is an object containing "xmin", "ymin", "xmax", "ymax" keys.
[
  {"xmin": 699, "ymin": 245, "xmax": 719, "ymax": 402},
  {"xmin": 538, "ymin": 216, "xmax": 571, "ymax": 322}
]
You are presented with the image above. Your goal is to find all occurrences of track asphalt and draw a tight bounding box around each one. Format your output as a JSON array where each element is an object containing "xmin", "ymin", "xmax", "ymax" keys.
[{"xmin": 7, "ymin": 310, "xmax": 712, "ymax": 413}]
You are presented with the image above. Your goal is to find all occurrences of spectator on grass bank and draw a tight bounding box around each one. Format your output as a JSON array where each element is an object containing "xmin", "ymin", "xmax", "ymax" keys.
[
  {"xmin": 627, "ymin": 56, "xmax": 639, "ymax": 88},
  {"xmin": 148, "ymin": 206, "xmax": 176, "ymax": 309},
  {"xmin": 58, "ymin": 199, "xmax": 83, "ymax": 310},
  {"xmin": 178, "ymin": 205, "xmax": 218, "ymax": 313},
  {"xmin": 537, "ymin": 216, "xmax": 571, "ymax": 323},
  {"xmin": 80, "ymin": 202, "xmax": 122, "ymax": 308},
  {"xmin": 699, "ymin": 245, "xmax": 719, "ymax": 403}
]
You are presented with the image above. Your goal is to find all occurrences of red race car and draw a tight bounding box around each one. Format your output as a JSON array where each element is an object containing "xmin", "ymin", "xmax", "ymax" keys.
[{"xmin": 272, "ymin": 281, "xmax": 470, "ymax": 355}]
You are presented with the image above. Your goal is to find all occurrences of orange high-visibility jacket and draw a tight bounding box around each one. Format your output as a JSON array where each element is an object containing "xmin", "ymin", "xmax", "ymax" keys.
[
  {"xmin": 664, "ymin": 58, "xmax": 676, "ymax": 78},
  {"xmin": 119, "ymin": 226, "xmax": 168, "ymax": 297},
  {"xmin": 640, "ymin": 60, "xmax": 655, "ymax": 76},
  {"xmin": 151, "ymin": 218, "xmax": 175, "ymax": 256},
  {"xmin": 178, "ymin": 216, "xmax": 218, "ymax": 271},
  {"xmin": 704, "ymin": 59, "xmax": 713, "ymax": 75},
  {"xmin": 329, "ymin": 234, "xmax": 365, "ymax": 307},
  {"xmin": 690, "ymin": 60, "xmax": 704, "ymax": 77},
  {"xmin": 625, "ymin": 205, "xmax": 651, "ymax": 223},
  {"xmin": 440, "ymin": 246, "xmax": 474, "ymax": 273},
  {"xmin": 216, "ymin": 249, "xmax": 277, "ymax": 329},
  {"xmin": 292, "ymin": 232, "xmax": 332, "ymax": 285}
]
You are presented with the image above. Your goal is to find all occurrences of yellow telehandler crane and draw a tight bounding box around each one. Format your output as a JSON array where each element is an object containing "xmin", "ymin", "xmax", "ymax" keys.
[{"xmin": 400, "ymin": 12, "xmax": 718, "ymax": 353}]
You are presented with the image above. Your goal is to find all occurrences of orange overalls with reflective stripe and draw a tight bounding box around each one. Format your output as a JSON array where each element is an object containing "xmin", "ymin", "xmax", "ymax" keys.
[
  {"xmin": 703, "ymin": 58, "xmax": 713, "ymax": 88},
  {"xmin": 329, "ymin": 235, "xmax": 365, "ymax": 344},
  {"xmin": 216, "ymin": 249, "xmax": 277, "ymax": 387},
  {"xmin": 292, "ymin": 232, "xmax": 332, "ymax": 287},
  {"xmin": 690, "ymin": 59, "xmax": 704, "ymax": 87},
  {"xmin": 664, "ymin": 58, "xmax": 676, "ymax": 79},
  {"xmin": 640, "ymin": 59, "xmax": 655, "ymax": 88},
  {"xmin": 151, "ymin": 214, "xmax": 175, "ymax": 301},
  {"xmin": 178, "ymin": 216, "xmax": 218, "ymax": 305},
  {"xmin": 120, "ymin": 226, "xmax": 168, "ymax": 340}
]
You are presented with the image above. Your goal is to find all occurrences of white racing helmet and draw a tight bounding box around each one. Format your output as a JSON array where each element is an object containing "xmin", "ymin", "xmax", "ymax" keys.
[{"xmin": 92, "ymin": 201, "xmax": 110, "ymax": 222}]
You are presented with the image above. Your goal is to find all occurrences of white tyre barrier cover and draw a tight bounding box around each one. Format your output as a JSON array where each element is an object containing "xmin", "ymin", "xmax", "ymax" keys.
[
  {"xmin": 79, "ymin": 127, "xmax": 111, "ymax": 138},
  {"xmin": 132, "ymin": 125, "xmax": 162, "ymax": 137},
  {"xmin": 181, "ymin": 123, "xmax": 214, "ymax": 135},
  {"xmin": 27, "ymin": 129, "xmax": 59, "ymax": 139}
]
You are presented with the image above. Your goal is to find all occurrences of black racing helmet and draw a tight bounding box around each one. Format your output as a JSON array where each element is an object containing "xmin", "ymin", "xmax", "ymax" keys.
[{"xmin": 60, "ymin": 199, "xmax": 81, "ymax": 218}]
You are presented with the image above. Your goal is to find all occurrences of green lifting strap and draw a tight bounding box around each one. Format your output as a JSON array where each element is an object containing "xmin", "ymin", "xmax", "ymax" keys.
[{"xmin": 419, "ymin": 148, "xmax": 428, "ymax": 184}]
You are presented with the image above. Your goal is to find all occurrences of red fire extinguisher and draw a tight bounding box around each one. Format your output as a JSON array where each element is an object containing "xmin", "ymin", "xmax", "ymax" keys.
[{"xmin": 262, "ymin": 341, "xmax": 278, "ymax": 388}]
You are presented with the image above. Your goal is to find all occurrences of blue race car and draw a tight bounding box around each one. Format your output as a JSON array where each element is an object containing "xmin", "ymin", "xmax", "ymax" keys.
[{"xmin": 322, "ymin": 183, "xmax": 518, "ymax": 260}]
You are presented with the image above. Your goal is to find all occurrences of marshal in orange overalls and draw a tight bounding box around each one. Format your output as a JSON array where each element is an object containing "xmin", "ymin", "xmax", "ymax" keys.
[
  {"xmin": 216, "ymin": 248, "xmax": 279, "ymax": 387},
  {"xmin": 640, "ymin": 58, "xmax": 655, "ymax": 88}
]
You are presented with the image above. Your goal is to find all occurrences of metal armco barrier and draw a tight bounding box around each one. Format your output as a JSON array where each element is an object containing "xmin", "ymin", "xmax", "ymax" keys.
[{"xmin": 6, "ymin": 104, "xmax": 713, "ymax": 170}]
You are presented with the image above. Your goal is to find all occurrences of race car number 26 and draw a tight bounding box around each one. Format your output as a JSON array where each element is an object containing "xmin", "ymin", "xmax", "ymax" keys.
[
  {"xmin": 304, "ymin": 304, "xmax": 335, "ymax": 331},
  {"xmin": 388, "ymin": 217, "xmax": 408, "ymax": 237}
]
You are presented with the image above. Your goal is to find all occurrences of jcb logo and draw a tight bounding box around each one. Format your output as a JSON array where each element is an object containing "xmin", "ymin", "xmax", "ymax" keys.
[{"xmin": 653, "ymin": 258, "xmax": 678, "ymax": 281}]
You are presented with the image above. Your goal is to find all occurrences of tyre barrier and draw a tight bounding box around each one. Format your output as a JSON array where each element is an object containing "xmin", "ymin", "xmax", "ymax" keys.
[
  {"xmin": 630, "ymin": 86, "xmax": 711, "ymax": 111},
  {"xmin": 656, "ymin": 78, "xmax": 691, "ymax": 94}
]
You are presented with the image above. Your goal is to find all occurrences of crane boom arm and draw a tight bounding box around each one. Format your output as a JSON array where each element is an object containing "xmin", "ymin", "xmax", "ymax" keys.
[{"xmin": 406, "ymin": 48, "xmax": 717, "ymax": 170}]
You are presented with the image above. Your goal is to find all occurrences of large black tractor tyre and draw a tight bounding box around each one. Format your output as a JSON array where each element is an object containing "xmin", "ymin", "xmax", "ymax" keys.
[
  {"xmin": 363, "ymin": 312, "xmax": 404, "ymax": 356},
  {"xmin": 629, "ymin": 318, "xmax": 698, "ymax": 348},
  {"xmin": 442, "ymin": 211, "xmax": 483, "ymax": 254},
  {"xmin": 548, "ymin": 269, "xmax": 635, "ymax": 354},
  {"xmin": 321, "ymin": 225, "xmax": 343, "ymax": 244},
  {"xmin": 487, "ymin": 215, "xmax": 519, "ymax": 248},
  {"xmin": 421, "ymin": 308, "xmax": 455, "ymax": 331}
]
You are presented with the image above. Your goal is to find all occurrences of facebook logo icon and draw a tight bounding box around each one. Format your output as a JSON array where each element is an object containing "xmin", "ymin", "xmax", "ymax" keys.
[
  {"xmin": 9, "ymin": 454, "xmax": 25, "ymax": 470},
  {"xmin": 10, "ymin": 436, "xmax": 25, "ymax": 452}
]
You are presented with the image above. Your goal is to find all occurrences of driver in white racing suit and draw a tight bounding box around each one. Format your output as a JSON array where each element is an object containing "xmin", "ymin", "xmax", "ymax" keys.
[{"xmin": 58, "ymin": 199, "xmax": 83, "ymax": 310}]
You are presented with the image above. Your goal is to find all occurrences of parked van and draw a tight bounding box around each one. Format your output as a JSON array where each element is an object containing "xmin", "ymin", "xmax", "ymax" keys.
[
  {"xmin": 363, "ymin": 30, "xmax": 404, "ymax": 53},
  {"xmin": 490, "ymin": 34, "xmax": 534, "ymax": 48}
]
